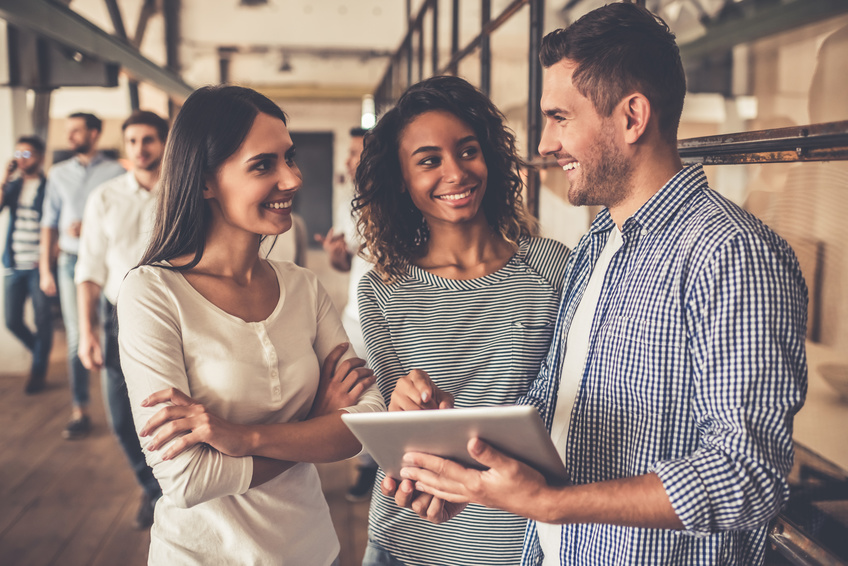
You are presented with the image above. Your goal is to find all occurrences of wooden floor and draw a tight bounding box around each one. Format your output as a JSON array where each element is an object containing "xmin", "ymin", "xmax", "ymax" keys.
[{"xmin": 0, "ymin": 263, "xmax": 371, "ymax": 566}]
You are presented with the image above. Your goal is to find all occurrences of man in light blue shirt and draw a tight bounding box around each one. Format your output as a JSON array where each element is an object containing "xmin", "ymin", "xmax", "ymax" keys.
[{"xmin": 39, "ymin": 112, "xmax": 125, "ymax": 440}]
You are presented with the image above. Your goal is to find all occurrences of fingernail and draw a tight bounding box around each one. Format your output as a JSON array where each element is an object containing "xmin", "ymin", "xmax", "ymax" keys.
[
  {"xmin": 400, "ymin": 468, "xmax": 410, "ymax": 479},
  {"xmin": 421, "ymin": 392, "xmax": 429, "ymax": 403},
  {"xmin": 141, "ymin": 398, "xmax": 149, "ymax": 407}
]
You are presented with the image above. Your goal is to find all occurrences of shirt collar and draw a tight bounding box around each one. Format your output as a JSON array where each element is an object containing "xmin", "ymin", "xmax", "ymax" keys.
[{"xmin": 587, "ymin": 164, "xmax": 708, "ymax": 238}]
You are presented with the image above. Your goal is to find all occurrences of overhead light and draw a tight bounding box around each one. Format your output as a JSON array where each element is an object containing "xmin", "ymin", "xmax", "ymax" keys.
[
  {"xmin": 361, "ymin": 95, "xmax": 376, "ymax": 129},
  {"xmin": 239, "ymin": 0, "xmax": 267, "ymax": 6}
]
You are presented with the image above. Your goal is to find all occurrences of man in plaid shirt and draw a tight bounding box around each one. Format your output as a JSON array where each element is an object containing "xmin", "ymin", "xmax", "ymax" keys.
[{"xmin": 394, "ymin": 3, "xmax": 808, "ymax": 565}]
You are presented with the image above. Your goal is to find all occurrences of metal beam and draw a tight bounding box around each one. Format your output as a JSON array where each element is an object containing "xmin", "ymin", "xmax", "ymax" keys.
[
  {"xmin": 0, "ymin": 0, "xmax": 192, "ymax": 101},
  {"xmin": 680, "ymin": 0, "xmax": 848, "ymax": 61}
]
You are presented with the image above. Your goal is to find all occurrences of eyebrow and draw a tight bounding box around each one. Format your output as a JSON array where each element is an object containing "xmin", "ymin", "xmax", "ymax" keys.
[
  {"xmin": 542, "ymin": 108, "xmax": 569, "ymax": 118},
  {"xmin": 410, "ymin": 135, "xmax": 478, "ymax": 156},
  {"xmin": 246, "ymin": 152, "xmax": 277, "ymax": 163}
]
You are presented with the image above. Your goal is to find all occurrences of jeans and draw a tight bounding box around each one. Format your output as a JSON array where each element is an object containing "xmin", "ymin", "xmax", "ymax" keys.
[
  {"xmin": 102, "ymin": 298, "xmax": 161, "ymax": 500},
  {"xmin": 361, "ymin": 541, "xmax": 407, "ymax": 566},
  {"xmin": 57, "ymin": 252, "xmax": 89, "ymax": 408},
  {"xmin": 4, "ymin": 268, "xmax": 53, "ymax": 378}
]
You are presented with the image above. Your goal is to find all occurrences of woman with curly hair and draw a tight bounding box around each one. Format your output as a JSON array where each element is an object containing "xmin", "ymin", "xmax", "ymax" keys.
[{"xmin": 355, "ymin": 75, "xmax": 570, "ymax": 566}]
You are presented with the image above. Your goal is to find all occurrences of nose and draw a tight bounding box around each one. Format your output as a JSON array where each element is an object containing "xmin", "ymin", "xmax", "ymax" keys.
[
  {"xmin": 538, "ymin": 120, "xmax": 561, "ymax": 157},
  {"xmin": 278, "ymin": 162, "xmax": 302, "ymax": 192},
  {"xmin": 441, "ymin": 155, "xmax": 466, "ymax": 184}
]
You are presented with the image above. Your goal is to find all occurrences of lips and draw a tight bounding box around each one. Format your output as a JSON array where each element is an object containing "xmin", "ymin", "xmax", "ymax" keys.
[
  {"xmin": 262, "ymin": 200, "xmax": 292, "ymax": 210},
  {"xmin": 435, "ymin": 186, "xmax": 475, "ymax": 201}
]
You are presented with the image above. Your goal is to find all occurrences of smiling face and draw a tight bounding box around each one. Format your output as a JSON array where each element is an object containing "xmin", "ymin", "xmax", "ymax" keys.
[
  {"xmin": 66, "ymin": 117, "xmax": 98, "ymax": 155},
  {"xmin": 124, "ymin": 124, "xmax": 165, "ymax": 172},
  {"xmin": 539, "ymin": 59, "xmax": 632, "ymax": 209},
  {"xmin": 397, "ymin": 110, "xmax": 488, "ymax": 229},
  {"xmin": 203, "ymin": 112, "xmax": 301, "ymax": 237}
]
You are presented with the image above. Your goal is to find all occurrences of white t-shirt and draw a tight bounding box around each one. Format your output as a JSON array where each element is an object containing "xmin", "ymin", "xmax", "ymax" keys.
[
  {"xmin": 538, "ymin": 227, "xmax": 623, "ymax": 565},
  {"xmin": 117, "ymin": 260, "xmax": 385, "ymax": 565}
]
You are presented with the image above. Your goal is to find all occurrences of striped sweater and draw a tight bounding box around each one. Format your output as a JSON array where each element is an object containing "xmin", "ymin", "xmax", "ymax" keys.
[{"xmin": 358, "ymin": 236, "xmax": 570, "ymax": 566}]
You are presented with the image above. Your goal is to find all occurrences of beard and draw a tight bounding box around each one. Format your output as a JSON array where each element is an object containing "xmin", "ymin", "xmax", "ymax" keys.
[
  {"xmin": 567, "ymin": 124, "xmax": 632, "ymax": 209},
  {"xmin": 136, "ymin": 156, "xmax": 162, "ymax": 172},
  {"xmin": 72, "ymin": 140, "xmax": 92, "ymax": 155}
]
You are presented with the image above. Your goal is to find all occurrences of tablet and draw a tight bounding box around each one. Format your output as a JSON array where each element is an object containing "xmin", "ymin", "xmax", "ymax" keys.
[{"xmin": 342, "ymin": 405, "xmax": 569, "ymax": 485}]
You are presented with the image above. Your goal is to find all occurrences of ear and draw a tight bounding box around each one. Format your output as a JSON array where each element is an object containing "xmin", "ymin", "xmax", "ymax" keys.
[
  {"xmin": 202, "ymin": 176, "xmax": 216, "ymax": 200},
  {"xmin": 621, "ymin": 93, "xmax": 651, "ymax": 145}
]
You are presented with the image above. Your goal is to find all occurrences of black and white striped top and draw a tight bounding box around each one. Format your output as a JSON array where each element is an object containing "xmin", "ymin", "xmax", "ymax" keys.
[{"xmin": 358, "ymin": 236, "xmax": 570, "ymax": 566}]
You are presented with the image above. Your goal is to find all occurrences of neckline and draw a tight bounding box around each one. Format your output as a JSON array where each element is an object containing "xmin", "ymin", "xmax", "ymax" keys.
[
  {"xmin": 162, "ymin": 259, "xmax": 285, "ymax": 325},
  {"xmin": 406, "ymin": 237, "xmax": 530, "ymax": 290}
]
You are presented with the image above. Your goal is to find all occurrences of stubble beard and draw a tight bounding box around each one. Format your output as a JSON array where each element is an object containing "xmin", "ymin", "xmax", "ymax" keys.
[{"xmin": 567, "ymin": 127, "xmax": 633, "ymax": 210}]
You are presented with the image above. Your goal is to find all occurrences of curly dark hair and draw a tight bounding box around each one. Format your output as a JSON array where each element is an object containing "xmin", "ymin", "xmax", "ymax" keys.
[{"xmin": 353, "ymin": 75, "xmax": 536, "ymax": 283}]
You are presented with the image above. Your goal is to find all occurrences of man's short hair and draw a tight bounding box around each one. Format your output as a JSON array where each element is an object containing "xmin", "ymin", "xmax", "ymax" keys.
[
  {"xmin": 350, "ymin": 126, "xmax": 368, "ymax": 138},
  {"xmin": 122, "ymin": 110, "xmax": 170, "ymax": 143},
  {"xmin": 69, "ymin": 112, "xmax": 103, "ymax": 132},
  {"xmin": 539, "ymin": 3, "xmax": 686, "ymax": 142},
  {"xmin": 16, "ymin": 135, "xmax": 45, "ymax": 156}
]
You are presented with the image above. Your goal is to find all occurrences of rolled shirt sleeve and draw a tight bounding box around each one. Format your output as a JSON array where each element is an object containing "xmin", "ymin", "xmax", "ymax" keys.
[{"xmin": 651, "ymin": 230, "xmax": 807, "ymax": 533}]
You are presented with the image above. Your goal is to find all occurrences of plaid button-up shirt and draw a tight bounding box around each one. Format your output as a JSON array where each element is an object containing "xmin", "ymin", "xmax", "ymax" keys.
[{"xmin": 521, "ymin": 165, "xmax": 808, "ymax": 565}]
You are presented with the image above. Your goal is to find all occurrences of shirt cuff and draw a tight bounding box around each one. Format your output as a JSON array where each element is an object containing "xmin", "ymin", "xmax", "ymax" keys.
[{"xmin": 651, "ymin": 455, "xmax": 719, "ymax": 537}]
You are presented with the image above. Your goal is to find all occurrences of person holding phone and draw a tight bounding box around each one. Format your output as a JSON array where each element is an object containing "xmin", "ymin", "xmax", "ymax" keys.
[{"xmin": 2, "ymin": 136, "xmax": 53, "ymax": 394}]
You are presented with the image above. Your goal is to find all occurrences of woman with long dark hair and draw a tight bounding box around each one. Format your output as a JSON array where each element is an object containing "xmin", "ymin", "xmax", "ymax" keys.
[
  {"xmin": 117, "ymin": 85, "xmax": 384, "ymax": 565},
  {"xmin": 355, "ymin": 75, "xmax": 570, "ymax": 566}
]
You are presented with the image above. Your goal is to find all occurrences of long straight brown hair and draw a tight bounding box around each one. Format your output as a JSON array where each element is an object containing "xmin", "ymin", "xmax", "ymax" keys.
[{"xmin": 139, "ymin": 85, "xmax": 288, "ymax": 270}]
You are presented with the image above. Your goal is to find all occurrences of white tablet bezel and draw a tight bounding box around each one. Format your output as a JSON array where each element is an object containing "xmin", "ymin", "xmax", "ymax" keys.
[{"xmin": 341, "ymin": 405, "xmax": 569, "ymax": 485}]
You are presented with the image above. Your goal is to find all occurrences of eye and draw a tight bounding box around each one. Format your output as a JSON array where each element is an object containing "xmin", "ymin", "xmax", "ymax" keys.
[
  {"xmin": 285, "ymin": 149, "xmax": 297, "ymax": 166},
  {"xmin": 460, "ymin": 146, "xmax": 479, "ymax": 159},
  {"xmin": 252, "ymin": 158, "xmax": 273, "ymax": 172},
  {"xmin": 418, "ymin": 155, "xmax": 440, "ymax": 167}
]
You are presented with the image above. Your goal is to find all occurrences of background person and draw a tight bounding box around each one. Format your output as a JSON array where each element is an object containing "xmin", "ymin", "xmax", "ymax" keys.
[
  {"xmin": 397, "ymin": 5, "xmax": 808, "ymax": 566},
  {"xmin": 1, "ymin": 136, "xmax": 52, "ymax": 394},
  {"xmin": 39, "ymin": 112, "xmax": 125, "ymax": 439},
  {"xmin": 75, "ymin": 110, "xmax": 168, "ymax": 529},
  {"xmin": 354, "ymin": 75, "xmax": 570, "ymax": 566},
  {"xmin": 315, "ymin": 126, "xmax": 379, "ymax": 501},
  {"xmin": 116, "ymin": 85, "xmax": 385, "ymax": 564}
]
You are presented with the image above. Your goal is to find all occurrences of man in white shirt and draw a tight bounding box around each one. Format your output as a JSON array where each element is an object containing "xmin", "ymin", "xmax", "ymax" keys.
[{"xmin": 75, "ymin": 110, "xmax": 168, "ymax": 529}]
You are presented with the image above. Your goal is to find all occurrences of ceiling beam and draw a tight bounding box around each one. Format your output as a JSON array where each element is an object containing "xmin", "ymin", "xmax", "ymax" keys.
[
  {"xmin": 0, "ymin": 0, "xmax": 193, "ymax": 101},
  {"xmin": 680, "ymin": 0, "xmax": 848, "ymax": 60}
]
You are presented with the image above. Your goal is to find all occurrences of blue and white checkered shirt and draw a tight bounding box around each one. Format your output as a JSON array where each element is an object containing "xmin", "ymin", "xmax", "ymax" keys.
[{"xmin": 520, "ymin": 165, "xmax": 808, "ymax": 565}]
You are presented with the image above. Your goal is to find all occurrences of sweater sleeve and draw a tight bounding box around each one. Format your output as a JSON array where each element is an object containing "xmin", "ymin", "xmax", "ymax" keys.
[
  {"xmin": 312, "ymin": 275, "xmax": 385, "ymax": 414},
  {"xmin": 117, "ymin": 267, "xmax": 253, "ymax": 509}
]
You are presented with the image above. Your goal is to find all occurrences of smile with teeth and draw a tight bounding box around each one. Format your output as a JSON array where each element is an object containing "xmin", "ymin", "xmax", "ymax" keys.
[
  {"xmin": 263, "ymin": 200, "xmax": 292, "ymax": 209},
  {"xmin": 437, "ymin": 188, "xmax": 473, "ymax": 201},
  {"xmin": 562, "ymin": 162, "xmax": 580, "ymax": 172}
]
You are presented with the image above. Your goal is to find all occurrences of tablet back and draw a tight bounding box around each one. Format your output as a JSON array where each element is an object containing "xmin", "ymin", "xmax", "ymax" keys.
[{"xmin": 342, "ymin": 405, "xmax": 569, "ymax": 485}]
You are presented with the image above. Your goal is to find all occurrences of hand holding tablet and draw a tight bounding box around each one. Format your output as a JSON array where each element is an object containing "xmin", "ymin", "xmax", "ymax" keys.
[{"xmin": 341, "ymin": 405, "xmax": 569, "ymax": 485}]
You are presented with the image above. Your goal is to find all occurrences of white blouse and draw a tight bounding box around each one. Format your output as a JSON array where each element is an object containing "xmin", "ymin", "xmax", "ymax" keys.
[{"xmin": 117, "ymin": 260, "xmax": 385, "ymax": 565}]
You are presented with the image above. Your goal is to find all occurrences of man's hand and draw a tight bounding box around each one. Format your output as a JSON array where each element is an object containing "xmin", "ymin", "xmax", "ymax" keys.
[
  {"xmin": 400, "ymin": 438, "xmax": 557, "ymax": 523},
  {"xmin": 78, "ymin": 328, "xmax": 103, "ymax": 370},
  {"xmin": 67, "ymin": 221, "xmax": 82, "ymax": 238},
  {"xmin": 314, "ymin": 228, "xmax": 352, "ymax": 272},
  {"xmin": 390, "ymin": 369, "xmax": 454, "ymax": 411},
  {"xmin": 39, "ymin": 270, "xmax": 57, "ymax": 296}
]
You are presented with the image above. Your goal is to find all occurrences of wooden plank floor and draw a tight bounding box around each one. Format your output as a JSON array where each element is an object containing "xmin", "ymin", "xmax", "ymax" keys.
[{"xmin": 0, "ymin": 327, "xmax": 370, "ymax": 566}]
